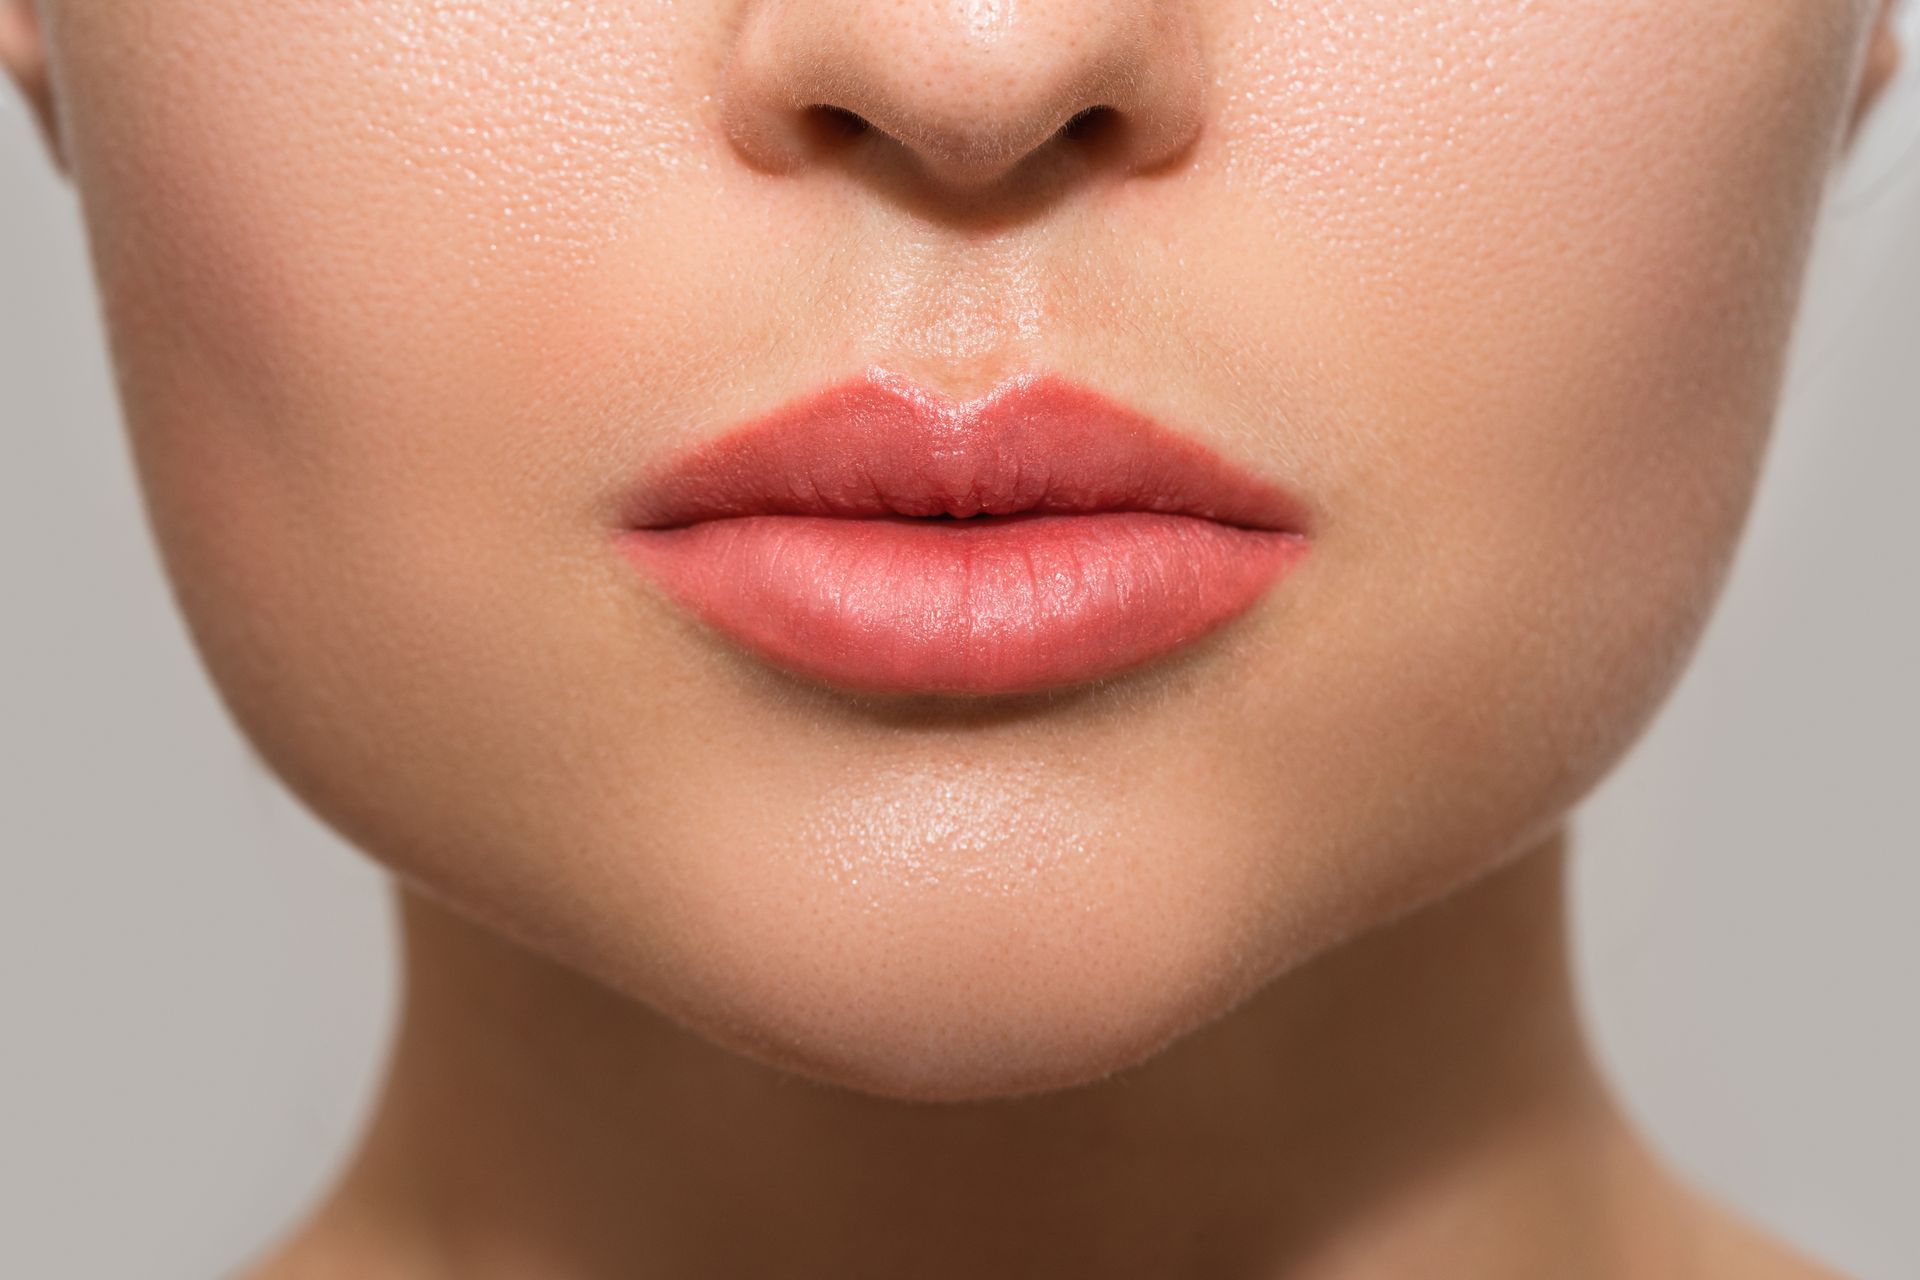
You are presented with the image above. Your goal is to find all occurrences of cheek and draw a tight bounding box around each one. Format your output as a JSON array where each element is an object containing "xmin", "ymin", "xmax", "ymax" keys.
[
  {"xmin": 48, "ymin": 0, "xmax": 769, "ymax": 804},
  {"xmin": 1187, "ymin": 0, "xmax": 1862, "ymax": 791},
  {"xmin": 1209, "ymin": 0, "xmax": 1858, "ymax": 481},
  {"xmin": 53, "ymin": 0, "xmax": 776, "ymax": 572}
]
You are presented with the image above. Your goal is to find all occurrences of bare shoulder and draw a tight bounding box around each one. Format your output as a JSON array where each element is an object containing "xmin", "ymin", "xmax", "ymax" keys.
[
  {"xmin": 235, "ymin": 1235, "xmax": 431, "ymax": 1280},
  {"xmin": 1681, "ymin": 1184, "xmax": 1852, "ymax": 1280},
  {"xmin": 232, "ymin": 1230, "xmax": 418, "ymax": 1280},
  {"xmin": 227, "ymin": 1194, "xmax": 440, "ymax": 1280}
]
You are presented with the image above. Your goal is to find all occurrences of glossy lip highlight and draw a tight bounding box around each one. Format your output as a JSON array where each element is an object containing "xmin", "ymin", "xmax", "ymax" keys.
[{"xmin": 618, "ymin": 369, "xmax": 1312, "ymax": 695}]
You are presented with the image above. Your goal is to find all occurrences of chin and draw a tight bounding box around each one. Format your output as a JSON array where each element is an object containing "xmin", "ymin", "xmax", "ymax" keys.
[
  {"xmin": 650, "ymin": 901, "xmax": 1277, "ymax": 1104},
  {"xmin": 551, "ymin": 804, "xmax": 1336, "ymax": 1105}
]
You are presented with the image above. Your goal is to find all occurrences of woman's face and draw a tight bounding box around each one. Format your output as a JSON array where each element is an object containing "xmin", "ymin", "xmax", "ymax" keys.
[{"xmin": 9, "ymin": 0, "xmax": 1891, "ymax": 1098}]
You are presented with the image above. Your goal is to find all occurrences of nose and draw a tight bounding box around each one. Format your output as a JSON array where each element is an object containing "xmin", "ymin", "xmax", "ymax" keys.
[{"xmin": 722, "ymin": 0, "xmax": 1207, "ymax": 189}]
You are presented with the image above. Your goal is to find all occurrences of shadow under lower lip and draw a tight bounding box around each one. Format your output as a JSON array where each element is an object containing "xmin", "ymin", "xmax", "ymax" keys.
[{"xmin": 619, "ymin": 512, "xmax": 1309, "ymax": 696}]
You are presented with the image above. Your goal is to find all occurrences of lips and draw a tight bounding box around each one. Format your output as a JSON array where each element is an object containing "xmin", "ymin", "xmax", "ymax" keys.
[{"xmin": 617, "ymin": 370, "xmax": 1310, "ymax": 695}]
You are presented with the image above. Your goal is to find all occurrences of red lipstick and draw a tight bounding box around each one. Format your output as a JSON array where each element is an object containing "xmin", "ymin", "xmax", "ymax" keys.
[{"xmin": 618, "ymin": 370, "xmax": 1310, "ymax": 695}]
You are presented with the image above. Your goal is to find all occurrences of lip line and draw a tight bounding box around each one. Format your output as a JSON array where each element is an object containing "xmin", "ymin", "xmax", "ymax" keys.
[
  {"xmin": 636, "ymin": 509, "xmax": 1292, "ymax": 533},
  {"xmin": 619, "ymin": 367, "xmax": 1312, "ymax": 537}
]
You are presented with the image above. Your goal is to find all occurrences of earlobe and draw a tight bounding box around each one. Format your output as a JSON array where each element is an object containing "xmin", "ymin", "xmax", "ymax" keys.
[
  {"xmin": 1845, "ymin": 0, "xmax": 1907, "ymax": 151},
  {"xmin": 0, "ymin": 0, "xmax": 64, "ymax": 174}
]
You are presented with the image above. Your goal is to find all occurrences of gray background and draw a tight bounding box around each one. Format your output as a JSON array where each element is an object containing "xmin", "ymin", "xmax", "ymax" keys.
[{"xmin": 3, "ymin": 79, "xmax": 1916, "ymax": 1279}]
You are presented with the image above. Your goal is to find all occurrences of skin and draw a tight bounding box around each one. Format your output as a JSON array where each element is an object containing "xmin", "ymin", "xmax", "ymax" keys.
[{"xmin": 2, "ymin": 1, "xmax": 1906, "ymax": 1276}]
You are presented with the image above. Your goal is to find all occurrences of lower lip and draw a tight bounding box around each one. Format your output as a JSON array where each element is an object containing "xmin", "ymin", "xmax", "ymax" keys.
[{"xmin": 620, "ymin": 511, "xmax": 1307, "ymax": 695}]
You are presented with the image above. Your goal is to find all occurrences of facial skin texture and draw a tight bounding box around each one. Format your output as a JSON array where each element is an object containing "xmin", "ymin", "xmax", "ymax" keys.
[
  {"xmin": 0, "ymin": 0, "xmax": 1895, "ymax": 1107},
  {"xmin": 6, "ymin": 2, "xmax": 1908, "ymax": 1276}
]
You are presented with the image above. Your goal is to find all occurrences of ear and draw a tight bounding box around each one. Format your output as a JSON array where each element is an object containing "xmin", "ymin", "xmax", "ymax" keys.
[
  {"xmin": 1844, "ymin": 0, "xmax": 1906, "ymax": 152},
  {"xmin": 0, "ymin": 0, "xmax": 64, "ymax": 173}
]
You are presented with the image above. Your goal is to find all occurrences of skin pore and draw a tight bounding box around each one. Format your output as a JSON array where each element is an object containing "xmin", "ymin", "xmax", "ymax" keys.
[{"xmin": 2, "ymin": 1, "xmax": 1906, "ymax": 1277}]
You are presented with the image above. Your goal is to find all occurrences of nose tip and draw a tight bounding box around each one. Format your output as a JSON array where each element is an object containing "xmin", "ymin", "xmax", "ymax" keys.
[{"xmin": 723, "ymin": 0, "xmax": 1207, "ymax": 189}]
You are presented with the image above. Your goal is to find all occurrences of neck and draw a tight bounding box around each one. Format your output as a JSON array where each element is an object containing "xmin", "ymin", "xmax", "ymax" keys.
[{"xmin": 296, "ymin": 831, "xmax": 1696, "ymax": 1279}]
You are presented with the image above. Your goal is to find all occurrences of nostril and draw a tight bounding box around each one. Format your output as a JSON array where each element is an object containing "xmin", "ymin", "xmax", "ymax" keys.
[
  {"xmin": 783, "ymin": 101, "xmax": 1134, "ymax": 180},
  {"xmin": 1059, "ymin": 105, "xmax": 1121, "ymax": 143},
  {"xmin": 803, "ymin": 104, "xmax": 872, "ymax": 143}
]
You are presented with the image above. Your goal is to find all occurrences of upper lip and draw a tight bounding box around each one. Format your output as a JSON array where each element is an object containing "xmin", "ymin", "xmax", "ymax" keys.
[{"xmin": 621, "ymin": 368, "xmax": 1310, "ymax": 533}]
